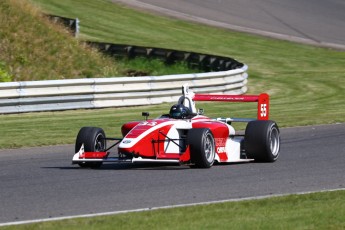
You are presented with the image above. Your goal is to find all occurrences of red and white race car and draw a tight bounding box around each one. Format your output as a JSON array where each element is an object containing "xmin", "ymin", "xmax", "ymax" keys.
[{"xmin": 72, "ymin": 84, "xmax": 280, "ymax": 168}]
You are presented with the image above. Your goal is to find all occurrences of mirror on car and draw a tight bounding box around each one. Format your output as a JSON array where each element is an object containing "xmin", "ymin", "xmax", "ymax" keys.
[{"xmin": 142, "ymin": 112, "xmax": 150, "ymax": 120}]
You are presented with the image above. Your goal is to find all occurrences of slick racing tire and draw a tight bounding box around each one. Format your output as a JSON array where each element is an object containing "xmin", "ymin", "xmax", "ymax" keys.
[
  {"xmin": 188, "ymin": 128, "xmax": 215, "ymax": 168},
  {"xmin": 75, "ymin": 127, "xmax": 106, "ymax": 168},
  {"xmin": 244, "ymin": 120, "xmax": 280, "ymax": 162}
]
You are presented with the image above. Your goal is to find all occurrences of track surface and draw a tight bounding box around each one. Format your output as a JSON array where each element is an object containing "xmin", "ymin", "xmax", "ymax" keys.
[
  {"xmin": 114, "ymin": 0, "xmax": 345, "ymax": 49},
  {"xmin": 1, "ymin": 124, "xmax": 344, "ymax": 224}
]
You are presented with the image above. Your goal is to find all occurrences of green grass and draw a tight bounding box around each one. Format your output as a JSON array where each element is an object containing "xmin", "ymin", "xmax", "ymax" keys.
[
  {"xmin": 1, "ymin": 190, "xmax": 345, "ymax": 229},
  {"xmin": 117, "ymin": 57, "xmax": 197, "ymax": 76}
]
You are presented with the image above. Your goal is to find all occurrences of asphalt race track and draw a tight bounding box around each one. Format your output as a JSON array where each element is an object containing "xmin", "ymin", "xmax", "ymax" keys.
[
  {"xmin": 114, "ymin": 0, "xmax": 345, "ymax": 50},
  {"xmin": 1, "ymin": 124, "xmax": 344, "ymax": 224}
]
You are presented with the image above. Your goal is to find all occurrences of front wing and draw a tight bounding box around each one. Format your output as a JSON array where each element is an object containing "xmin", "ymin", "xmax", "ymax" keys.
[{"xmin": 72, "ymin": 144, "xmax": 180, "ymax": 164}]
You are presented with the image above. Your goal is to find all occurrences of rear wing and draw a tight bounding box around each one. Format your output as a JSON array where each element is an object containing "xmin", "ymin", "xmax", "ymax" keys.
[
  {"xmin": 193, "ymin": 93, "xmax": 270, "ymax": 120},
  {"xmin": 180, "ymin": 84, "xmax": 269, "ymax": 120}
]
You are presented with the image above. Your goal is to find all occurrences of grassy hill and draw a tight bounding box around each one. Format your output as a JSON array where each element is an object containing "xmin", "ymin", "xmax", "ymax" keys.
[{"xmin": 0, "ymin": 0, "xmax": 124, "ymax": 81}]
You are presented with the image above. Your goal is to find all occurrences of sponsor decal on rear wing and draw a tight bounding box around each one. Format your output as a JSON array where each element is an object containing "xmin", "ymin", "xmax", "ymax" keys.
[{"xmin": 193, "ymin": 93, "xmax": 269, "ymax": 120}]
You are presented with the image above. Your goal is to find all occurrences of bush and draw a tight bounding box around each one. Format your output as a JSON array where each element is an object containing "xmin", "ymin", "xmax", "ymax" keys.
[{"xmin": 0, "ymin": 62, "xmax": 12, "ymax": 82}]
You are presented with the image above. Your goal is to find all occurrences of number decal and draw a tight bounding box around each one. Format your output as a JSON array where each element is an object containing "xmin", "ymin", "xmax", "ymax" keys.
[
  {"xmin": 261, "ymin": 104, "xmax": 267, "ymax": 117},
  {"xmin": 140, "ymin": 121, "xmax": 157, "ymax": 126}
]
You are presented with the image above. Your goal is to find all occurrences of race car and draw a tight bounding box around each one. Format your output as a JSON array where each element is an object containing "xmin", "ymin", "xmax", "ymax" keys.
[{"xmin": 72, "ymin": 84, "xmax": 280, "ymax": 168}]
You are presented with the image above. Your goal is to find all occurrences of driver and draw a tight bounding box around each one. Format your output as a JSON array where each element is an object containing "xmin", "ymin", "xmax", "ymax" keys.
[{"xmin": 169, "ymin": 104, "xmax": 191, "ymax": 119}]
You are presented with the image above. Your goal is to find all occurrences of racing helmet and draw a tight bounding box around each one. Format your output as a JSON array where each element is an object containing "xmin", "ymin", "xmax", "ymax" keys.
[{"xmin": 169, "ymin": 104, "xmax": 190, "ymax": 119}]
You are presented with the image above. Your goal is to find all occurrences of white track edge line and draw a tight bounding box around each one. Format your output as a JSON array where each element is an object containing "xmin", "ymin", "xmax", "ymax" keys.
[{"xmin": 1, "ymin": 188, "xmax": 344, "ymax": 227}]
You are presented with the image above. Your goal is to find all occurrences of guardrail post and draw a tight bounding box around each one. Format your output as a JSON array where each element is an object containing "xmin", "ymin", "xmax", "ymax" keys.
[{"xmin": 75, "ymin": 18, "xmax": 79, "ymax": 38}]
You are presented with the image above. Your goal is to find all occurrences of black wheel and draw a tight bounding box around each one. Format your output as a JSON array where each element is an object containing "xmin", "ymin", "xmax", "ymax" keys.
[
  {"xmin": 75, "ymin": 127, "xmax": 106, "ymax": 168},
  {"xmin": 244, "ymin": 120, "xmax": 280, "ymax": 162},
  {"xmin": 187, "ymin": 128, "xmax": 215, "ymax": 168}
]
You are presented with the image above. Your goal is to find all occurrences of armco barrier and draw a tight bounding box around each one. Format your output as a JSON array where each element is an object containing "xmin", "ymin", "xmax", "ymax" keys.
[
  {"xmin": 0, "ymin": 66, "xmax": 248, "ymax": 114},
  {"xmin": 88, "ymin": 42, "xmax": 244, "ymax": 72}
]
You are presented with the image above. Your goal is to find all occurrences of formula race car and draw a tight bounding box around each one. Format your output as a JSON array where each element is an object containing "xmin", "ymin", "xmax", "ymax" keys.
[{"xmin": 72, "ymin": 84, "xmax": 280, "ymax": 168}]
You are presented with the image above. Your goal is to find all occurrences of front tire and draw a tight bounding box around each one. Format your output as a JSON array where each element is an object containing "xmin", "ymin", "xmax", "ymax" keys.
[
  {"xmin": 187, "ymin": 128, "xmax": 215, "ymax": 168},
  {"xmin": 75, "ymin": 127, "xmax": 106, "ymax": 168},
  {"xmin": 244, "ymin": 120, "xmax": 280, "ymax": 162}
]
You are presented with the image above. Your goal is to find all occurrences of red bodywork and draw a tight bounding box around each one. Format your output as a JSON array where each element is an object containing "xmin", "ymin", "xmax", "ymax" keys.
[{"xmin": 119, "ymin": 116, "xmax": 230, "ymax": 162}]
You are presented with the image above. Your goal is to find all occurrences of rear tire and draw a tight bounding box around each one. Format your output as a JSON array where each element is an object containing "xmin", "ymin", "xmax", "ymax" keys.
[
  {"xmin": 187, "ymin": 128, "xmax": 215, "ymax": 168},
  {"xmin": 244, "ymin": 120, "xmax": 280, "ymax": 162},
  {"xmin": 75, "ymin": 127, "xmax": 106, "ymax": 168}
]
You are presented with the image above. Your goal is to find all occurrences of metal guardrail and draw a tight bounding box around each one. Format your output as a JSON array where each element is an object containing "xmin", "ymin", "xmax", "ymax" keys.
[
  {"xmin": 0, "ymin": 15, "xmax": 249, "ymax": 114},
  {"xmin": 0, "ymin": 66, "xmax": 248, "ymax": 114}
]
